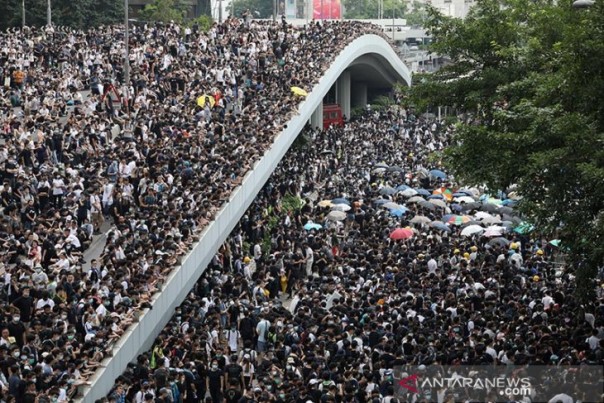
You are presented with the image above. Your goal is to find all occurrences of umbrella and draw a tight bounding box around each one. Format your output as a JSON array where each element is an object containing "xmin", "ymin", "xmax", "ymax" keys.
[
  {"xmin": 291, "ymin": 86, "xmax": 308, "ymax": 97},
  {"xmin": 429, "ymin": 199, "xmax": 448, "ymax": 209},
  {"xmin": 461, "ymin": 202, "xmax": 482, "ymax": 211},
  {"xmin": 382, "ymin": 202, "xmax": 401, "ymax": 210},
  {"xmin": 502, "ymin": 199, "xmax": 519, "ymax": 206},
  {"xmin": 396, "ymin": 184, "xmax": 411, "ymax": 191},
  {"xmin": 428, "ymin": 194, "xmax": 444, "ymax": 200},
  {"xmin": 400, "ymin": 188, "xmax": 418, "ymax": 197},
  {"xmin": 452, "ymin": 192, "xmax": 473, "ymax": 198},
  {"xmin": 374, "ymin": 199, "xmax": 390, "ymax": 205},
  {"xmin": 332, "ymin": 203, "xmax": 351, "ymax": 212},
  {"xmin": 390, "ymin": 207, "xmax": 408, "ymax": 217},
  {"xmin": 304, "ymin": 222, "xmax": 322, "ymax": 231},
  {"xmin": 481, "ymin": 215, "xmax": 502, "ymax": 225},
  {"xmin": 375, "ymin": 163, "xmax": 389, "ymax": 169},
  {"xmin": 502, "ymin": 214, "xmax": 522, "ymax": 225},
  {"xmin": 461, "ymin": 225, "xmax": 484, "ymax": 237},
  {"xmin": 326, "ymin": 211, "xmax": 347, "ymax": 221},
  {"xmin": 514, "ymin": 222, "xmax": 534, "ymax": 234},
  {"xmin": 446, "ymin": 215, "xmax": 471, "ymax": 225},
  {"xmin": 380, "ymin": 186, "xmax": 397, "ymax": 196},
  {"xmin": 331, "ymin": 198, "xmax": 350, "ymax": 205},
  {"xmin": 389, "ymin": 228, "xmax": 414, "ymax": 240},
  {"xmin": 407, "ymin": 196, "xmax": 426, "ymax": 203},
  {"xmin": 388, "ymin": 166, "xmax": 405, "ymax": 173},
  {"xmin": 416, "ymin": 168, "xmax": 430, "ymax": 178},
  {"xmin": 429, "ymin": 169, "xmax": 447, "ymax": 180},
  {"xmin": 320, "ymin": 150, "xmax": 335, "ymax": 155},
  {"xmin": 372, "ymin": 167, "xmax": 387, "ymax": 174},
  {"xmin": 549, "ymin": 239, "xmax": 561, "ymax": 247},
  {"xmin": 415, "ymin": 189, "xmax": 432, "ymax": 197},
  {"xmin": 430, "ymin": 221, "xmax": 451, "ymax": 232},
  {"xmin": 318, "ymin": 200, "xmax": 333, "ymax": 208},
  {"xmin": 410, "ymin": 215, "xmax": 431, "ymax": 224},
  {"xmin": 474, "ymin": 211, "xmax": 495, "ymax": 220},
  {"xmin": 498, "ymin": 206, "xmax": 515, "ymax": 215},
  {"xmin": 489, "ymin": 237, "xmax": 510, "ymax": 247},
  {"xmin": 484, "ymin": 226, "xmax": 505, "ymax": 237},
  {"xmin": 196, "ymin": 95, "xmax": 215, "ymax": 107},
  {"xmin": 462, "ymin": 220, "xmax": 484, "ymax": 227},
  {"xmin": 479, "ymin": 203, "xmax": 499, "ymax": 213},
  {"xmin": 419, "ymin": 201, "xmax": 436, "ymax": 211},
  {"xmin": 451, "ymin": 204, "xmax": 464, "ymax": 212},
  {"xmin": 454, "ymin": 196, "xmax": 475, "ymax": 204}
]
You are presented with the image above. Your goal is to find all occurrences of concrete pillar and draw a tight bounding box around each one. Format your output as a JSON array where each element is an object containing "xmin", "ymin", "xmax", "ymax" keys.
[
  {"xmin": 336, "ymin": 71, "xmax": 351, "ymax": 119},
  {"xmin": 351, "ymin": 82, "xmax": 368, "ymax": 109},
  {"xmin": 310, "ymin": 101, "xmax": 323, "ymax": 129}
]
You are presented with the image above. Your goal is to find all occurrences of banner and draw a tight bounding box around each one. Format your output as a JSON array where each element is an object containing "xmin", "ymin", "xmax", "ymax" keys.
[{"xmin": 312, "ymin": 0, "xmax": 341, "ymax": 20}]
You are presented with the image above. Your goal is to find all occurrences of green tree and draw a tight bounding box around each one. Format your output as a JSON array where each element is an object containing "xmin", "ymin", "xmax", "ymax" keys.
[
  {"xmin": 230, "ymin": 0, "xmax": 273, "ymax": 18},
  {"xmin": 342, "ymin": 0, "xmax": 407, "ymax": 20},
  {"xmin": 409, "ymin": 0, "xmax": 604, "ymax": 300},
  {"xmin": 139, "ymin": 0, "xmax": 189, "ymax": 23}
]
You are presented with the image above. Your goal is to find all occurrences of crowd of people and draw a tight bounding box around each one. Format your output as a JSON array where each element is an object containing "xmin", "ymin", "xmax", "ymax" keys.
[
  {"xmin": 106, "ymin": 107, "xmax": 603, "ymax": 403},
  {"xmin": 0, "ymin": 17, "xmax": 395, "ymax": 402}
]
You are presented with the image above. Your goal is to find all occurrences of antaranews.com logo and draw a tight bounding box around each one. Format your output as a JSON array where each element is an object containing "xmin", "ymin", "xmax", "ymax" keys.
[{"xmin": 393, "ymin": 365, "xmax": 603, "ymax": 403}]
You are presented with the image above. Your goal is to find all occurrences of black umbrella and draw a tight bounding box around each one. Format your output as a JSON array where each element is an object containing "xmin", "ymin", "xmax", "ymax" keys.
[
  {"xmin": 419, "ymin": 200, "xmax": 436, "ymax": 211},
  {"xmin": 488, "ymin": 237, "xmax": 510, "ymax": 247},
  {"xmin": 461, "ymin": 202, "xmax": 482, "ymax": 211},
  {"xmin": 498, "ymin": 206, "xmax": 515, "ymax": 215},
  {"xmin": 479, "ymin": 203, "xmax": 499, "ymax": 213}
]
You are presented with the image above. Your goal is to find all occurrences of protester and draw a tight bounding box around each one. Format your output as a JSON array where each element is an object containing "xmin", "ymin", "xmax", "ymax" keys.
[{"xmin": 106, "ymin": 106, "xmax": 604, "ymax": 403}]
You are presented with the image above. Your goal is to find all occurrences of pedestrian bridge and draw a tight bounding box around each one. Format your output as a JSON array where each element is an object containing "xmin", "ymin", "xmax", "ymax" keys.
[{"xmin": 78, "ymin": 34, "xmax": 411, "ymax": 402}]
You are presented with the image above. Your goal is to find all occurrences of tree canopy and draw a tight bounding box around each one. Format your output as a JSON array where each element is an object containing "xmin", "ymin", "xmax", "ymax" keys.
[
  {"xmin": 408, "ymin": 0, "xmax": 604, "ymax": 299},
  {"xmin": 0, "ymin": 0, "xmax": 123, "ymax": 30},
  {"xmin": 342, "ymin": 0, "xmax": 407, "ymax": 19}
]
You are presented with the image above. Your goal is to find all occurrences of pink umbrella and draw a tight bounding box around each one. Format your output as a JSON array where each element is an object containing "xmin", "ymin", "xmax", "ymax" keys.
[{"xmin": 389, "ymin": 228, "xmax": 414, "ymax": 240}]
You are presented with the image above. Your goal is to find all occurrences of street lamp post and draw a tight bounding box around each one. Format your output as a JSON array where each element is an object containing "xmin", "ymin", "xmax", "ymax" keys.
[
  {"xmin": 273, "ymin": 0, "xmax": 277, "ymax": 21},
  {"xmin": 47, "ymin": 0, "xmax": 51, "ymax": 26},
  {"xmin": 124, "ymin": 0, "xmax": 130, "ymax": 117},
  {"xmin": 22, "ymin": 0, "xmax": 25, "ymax": 27}
]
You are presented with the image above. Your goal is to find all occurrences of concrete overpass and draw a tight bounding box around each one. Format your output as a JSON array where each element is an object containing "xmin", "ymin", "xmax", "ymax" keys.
[{"xmin": 76, "ymin": 34, "xmax": 410, "ymax": 402}]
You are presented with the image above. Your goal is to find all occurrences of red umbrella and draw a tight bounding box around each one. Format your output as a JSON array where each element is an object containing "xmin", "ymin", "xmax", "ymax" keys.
[{"xmin": 389, "ymin": 228, "xmax": 414, "ymax": 240}]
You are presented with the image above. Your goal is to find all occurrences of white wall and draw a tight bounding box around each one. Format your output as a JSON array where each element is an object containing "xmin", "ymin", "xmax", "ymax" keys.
[{"xmin": 76, "ymin": 34, "xmax": 410, "ymax": 403}]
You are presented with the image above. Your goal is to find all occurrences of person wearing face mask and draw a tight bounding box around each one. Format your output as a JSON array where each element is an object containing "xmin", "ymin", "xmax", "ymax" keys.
[
  {"xmin": 7, "ymin": 313, "xmax": 26, "ymax": 349},
  {"xmin": 11, "ymin": 285, "xmax": 34, "ymax": 326},
  {"xmin": 206, "ymin": 359, "xmax": 224, "ymax": 403}
]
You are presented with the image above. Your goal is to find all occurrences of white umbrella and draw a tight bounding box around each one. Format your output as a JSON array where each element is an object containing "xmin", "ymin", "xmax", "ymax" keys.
[
  {"xmin": 454, "ymin": 196, "xmax": 475, "ymax": 204},
  {"xmin": 461, "ymin": 225, "xmax": 484, "ymax": 237},
  {"xmin": 382, "ymin": 202, "xmax": 401, "ymax": 210},
  {"xmin": 407, "ymin": 196, "xmax": 425, "ymax": 203},
  {"xmin": 326, "ymin": 211, "xmax": 347, "ymax": 221},
  {"xmin": 481, "ymin": 215, "xmax": 502, "ymax": 225},
  {"xmin": 410, "ymin": 216, "xmax": 432, "ymax": 224},
  {"xmin": 401, "ymin": 189, "xmax": 419, "ymax": 197},
  {"xmin": 372, "ymin": 167, "xmax": 387, "ymax": 174},
  {"xmin": 474, "ymin": 211, "xmax": 494, "ymax": 220},
  {"xmin": 483, "ymin": 225, "xmax": 505, "ymax": 237},
  {"xmin": 429, "ymin": 199, "xmax": 448, "ymax": 209},
  {"xmin": 332, "ymin": 203, "xmax": 351, "ymax": 212}
]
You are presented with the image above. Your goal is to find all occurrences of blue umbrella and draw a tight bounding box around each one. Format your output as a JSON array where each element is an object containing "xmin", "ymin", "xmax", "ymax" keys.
[
  {"xmin": 415, "ymin": 188, "xmax": 431, "ymax": 197},
  {"xmin": 430, "ymin": 169, "xmax": 447, "ymax": 180},
  {"xmin": 430, "ymin": 221, "xmax": 452, "ymax": 232},
  {"xmin": 374, "ymin": 199, "xmax": 390, "ymax": 205},
  {"xmin": 396, "ymin": 184, "xmax": 411, "ymax": 191},
  {"xmin": 452, "ymin": 192, "xmax": 471, "ymax": 198},
  {"xmin": 390, "ymin": 207, "xmax": 408, "ymax": 217},
  {"xmin": 304, "ymin": 222, "xmax": 322, "ymax": 231},
  {"xmin": 451, "ymin": 204, "xmax": 464, "ymax": 212},
  {"xmin": 331, "ymin": 198, "xmax": 350, "ymax": 205},
  {"xmin": 380, "ymin": 186, "xmax": 397, "ymax": 196},
  {"xmin": 428, "ymin": 194, "xmax": 444, "ymax": 200}
]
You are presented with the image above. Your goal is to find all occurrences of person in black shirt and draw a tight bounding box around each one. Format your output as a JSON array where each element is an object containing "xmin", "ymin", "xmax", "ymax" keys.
[
  {"xmin": 11, "ymin": 286, "xmax": 34, "ymax": 324},
  {"xmin": 225, "ymin": 379, "xmax": 243, "ymax": 403},
  {"xmin": 7, "ymin": 314, "xmax": 26, "ymax": 348},
  {"xmin": 206, "ymin": 359, "xmax": 224, "ymax": 403}
]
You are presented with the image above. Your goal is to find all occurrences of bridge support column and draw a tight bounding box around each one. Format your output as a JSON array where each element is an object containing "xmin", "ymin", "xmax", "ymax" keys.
[
  {"xmin": 310, "ymin": 101, "xmax": 323, "ymax": 129},
  {"xmin": 336, "ymin": 71, "xmax": 351, "ymax": 119},
  {"xmin": 352, "ymin": 82, "xmax": 368, "ymax": 109}
]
